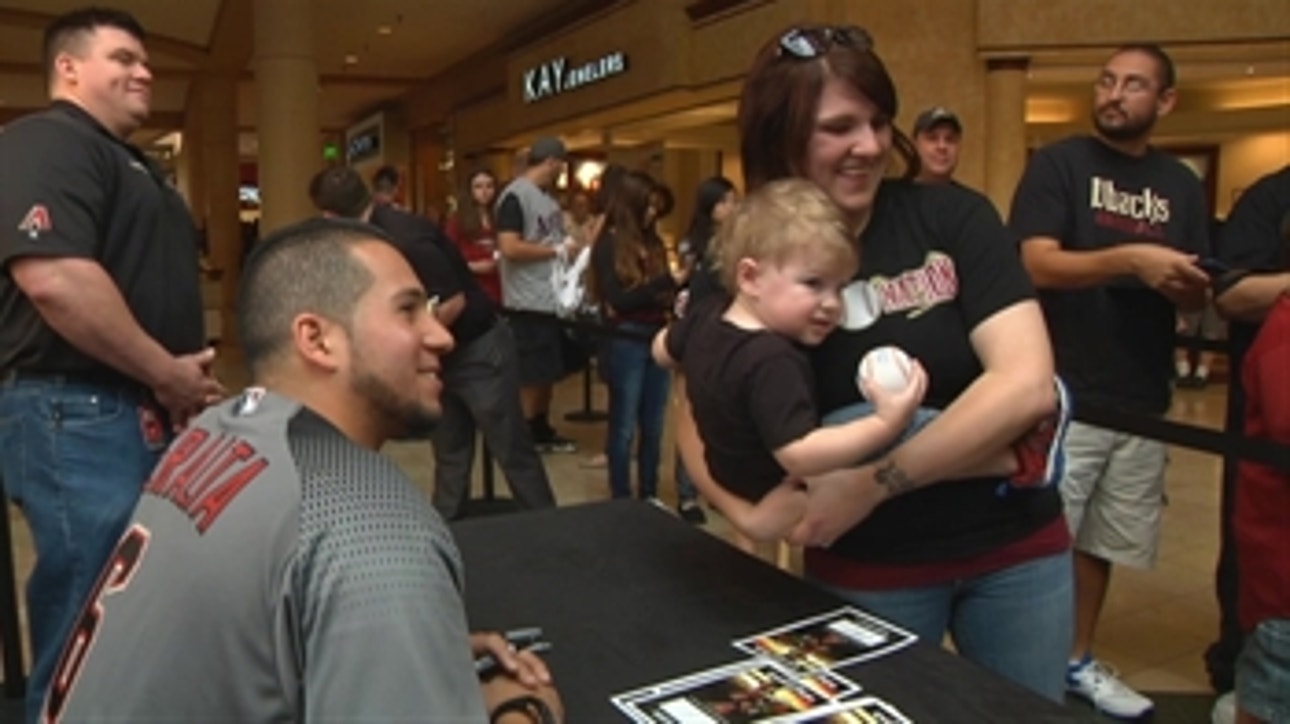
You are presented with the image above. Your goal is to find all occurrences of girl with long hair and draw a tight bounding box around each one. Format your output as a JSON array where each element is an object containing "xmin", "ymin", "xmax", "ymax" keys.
[
  {"xmin": 590, "ymin": 170, "xmax": 689, "ymax": 500},
  {"xmin": 445, "ymin": 169, "xmax": 503, "ymax": 303}
]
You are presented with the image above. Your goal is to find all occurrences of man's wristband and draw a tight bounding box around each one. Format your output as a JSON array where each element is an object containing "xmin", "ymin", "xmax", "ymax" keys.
[{"xmin": 490, "ymin": 694, "xmax": 555, "ymax": 724}]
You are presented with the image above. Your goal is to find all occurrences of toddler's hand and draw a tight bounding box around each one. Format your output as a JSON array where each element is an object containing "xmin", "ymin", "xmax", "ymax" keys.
[{"xmin": 860, "ymin": 359, "xmax": 928, "ymax": 430}]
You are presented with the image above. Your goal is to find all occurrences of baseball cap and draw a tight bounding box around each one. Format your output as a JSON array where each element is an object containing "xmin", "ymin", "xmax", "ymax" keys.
[
  {"xmin": 913, "ymin": 106, "xmax": 962, "ymax": 135},
  {"xmin": 528, "ymin": 136, "xmax": 568, "ymax": 163}
]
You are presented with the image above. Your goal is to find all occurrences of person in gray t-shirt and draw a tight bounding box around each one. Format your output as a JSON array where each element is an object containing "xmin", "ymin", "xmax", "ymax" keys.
[
  {"xmin": 44, "ymin": 218, "xmax": 563, "ymax": 724},
  {"xmin": 496, "ymin": 136, "xmax": 587, "ymax": 452}
]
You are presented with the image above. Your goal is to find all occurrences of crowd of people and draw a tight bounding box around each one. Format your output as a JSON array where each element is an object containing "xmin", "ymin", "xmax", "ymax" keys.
[{"xmin": 0, "ymin": 6, "xmax": 1285, "ymax": 724}]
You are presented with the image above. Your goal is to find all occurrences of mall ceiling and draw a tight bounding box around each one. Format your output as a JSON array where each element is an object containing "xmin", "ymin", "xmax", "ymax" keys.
[
  {"xmin": 0, "ymin": 0, "xmax": 607, "ymax": 136},
  {"xmin": 0, "ymin": 1, "xmax": 1285, "ymax": 151}
]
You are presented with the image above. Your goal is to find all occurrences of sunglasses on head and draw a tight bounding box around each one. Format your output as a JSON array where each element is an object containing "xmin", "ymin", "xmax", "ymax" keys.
[{"xmin": 777, "ymin": 26, "xmax": 874, "ymax": 59}]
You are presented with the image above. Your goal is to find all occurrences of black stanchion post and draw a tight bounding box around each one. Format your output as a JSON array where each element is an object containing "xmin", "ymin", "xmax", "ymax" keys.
[
  {"xmin": 564, "ymin": 359, "xmax": 608, "ymax": 423},
  {"xmin": 480, "ymin": 439, "xmax": 496, "ymax": 502},
  {"xmin": 0, "ymin": 503, "xmax": 26, "ymax": 698}
]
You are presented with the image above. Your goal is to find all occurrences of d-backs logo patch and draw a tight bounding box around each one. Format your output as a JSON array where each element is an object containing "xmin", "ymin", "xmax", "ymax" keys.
[{"xmin": 18, "ymin": 204, "xmax": 52, "ymax": 240}]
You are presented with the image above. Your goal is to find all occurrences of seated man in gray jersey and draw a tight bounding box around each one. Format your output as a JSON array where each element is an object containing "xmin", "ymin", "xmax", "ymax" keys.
[{"xmin": 43, "ymin": 218, "xmax": 563, "ymax": 723}]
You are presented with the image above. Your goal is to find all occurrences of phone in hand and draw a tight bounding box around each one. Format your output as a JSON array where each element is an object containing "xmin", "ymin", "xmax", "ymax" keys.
[{"xmin": 1195, "ymin": 258, "xmax": 1231, "ymax": 279}]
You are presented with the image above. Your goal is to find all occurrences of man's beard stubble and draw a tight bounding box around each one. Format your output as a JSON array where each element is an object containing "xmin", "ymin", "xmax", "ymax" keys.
[
  {"xmin": 350, "ymin": 367, "xmax": 441, "ymax": 441},
  {"xmin": 1093, "ymin": 104, "xmax": 1156, "ymax": 143}
]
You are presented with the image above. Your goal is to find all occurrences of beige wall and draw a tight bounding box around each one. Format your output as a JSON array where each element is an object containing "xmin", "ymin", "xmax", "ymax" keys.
[
  {"xmin": 1217, "ymin": 133, "xmax": 1290, "ymax": 218},
  {"xmin": 835, "ymin": 0, "xmax": 989, "ymax": 189},
  {"xmin": 394, "ymin": 0, "xmax": 1287, "ymax": 208},
  {"xmin": 978, "ymin": 0, "xmax": 1290, "ymax": 49},
  {"xmin": 504, "ymin": 0, "xmax": 690, "ymax": 131}
]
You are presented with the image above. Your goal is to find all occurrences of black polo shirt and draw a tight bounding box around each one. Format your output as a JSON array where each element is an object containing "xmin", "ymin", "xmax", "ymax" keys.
[
  {"xmin": 369, "ymin": 203, "xmax": 497, "ymax": 346},
  {"xmin": 0, "ymin": 101, "xmax": 205, "ymax": 378}
]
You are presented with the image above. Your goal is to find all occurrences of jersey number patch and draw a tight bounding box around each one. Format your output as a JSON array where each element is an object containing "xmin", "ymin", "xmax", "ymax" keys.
[{"xmin": 43, "ymin": 525, "xmax": 151, "ymax": 723}]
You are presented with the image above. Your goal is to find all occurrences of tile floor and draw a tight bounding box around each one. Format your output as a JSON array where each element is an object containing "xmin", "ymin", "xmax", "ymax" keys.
[{"xmin": 0, "ymin": 357, "xmax": 1233, "ymax": 708}]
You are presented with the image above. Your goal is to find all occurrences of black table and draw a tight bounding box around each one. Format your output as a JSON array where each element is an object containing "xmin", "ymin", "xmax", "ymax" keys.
[{"xmin": 452, "ymin": 500, "xmax": 1080, "ymax": 723}]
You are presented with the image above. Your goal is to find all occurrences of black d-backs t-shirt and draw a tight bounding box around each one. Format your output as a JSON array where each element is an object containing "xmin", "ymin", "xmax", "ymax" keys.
[
  {"xmin": 812, "ymin": 180, "xmax": 1061, "ymax": 564},
  {"xmin": 667, "ymin": 295, "xmax": 818, "ymax": 501},
  {"xmin": 1009, "ymin": 135, "xmax": 1209, "ymax": 415}
]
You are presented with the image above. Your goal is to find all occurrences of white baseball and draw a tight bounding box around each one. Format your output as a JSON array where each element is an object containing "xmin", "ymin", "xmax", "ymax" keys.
[{"xmin": 856, "ymin": 346, "xmax": 914, "ymax": 400}]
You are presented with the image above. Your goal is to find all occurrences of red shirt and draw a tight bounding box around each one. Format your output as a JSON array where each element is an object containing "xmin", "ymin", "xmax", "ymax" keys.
[
  {"xmin": 444, "ymin": 215, "xmax": 502, "ymax": 304},
  {"xmin": 1236, "ymin": 294, "xmax": 1290, "ymax": 630}
]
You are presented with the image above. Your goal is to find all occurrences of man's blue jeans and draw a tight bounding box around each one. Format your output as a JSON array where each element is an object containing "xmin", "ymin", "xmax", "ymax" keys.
[
  {"xmin": 606, "ymin": 326, "xmax": 670, "ymax": 500},
  {"xmin": 0, "ymin": 377, "xmax": 164, "ymax": 722}
]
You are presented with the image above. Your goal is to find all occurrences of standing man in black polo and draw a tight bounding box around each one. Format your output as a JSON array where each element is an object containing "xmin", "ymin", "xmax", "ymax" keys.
[{"xmin": 0, "ymin": 8, "xmax": 221, "ymax": 721}]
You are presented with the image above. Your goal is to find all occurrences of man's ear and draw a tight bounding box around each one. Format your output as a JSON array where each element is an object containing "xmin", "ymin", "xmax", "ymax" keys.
[
  {"xmin": 292, "ymin": 313, "xmax": 343, "ymax": 372},
  {"xmin": 54, "ymin": 53, "xmax": 78, "ymax": 86},
  {"xmin": 1156, "ymin": 86, "xmax": 1177, "ymax": 117}
]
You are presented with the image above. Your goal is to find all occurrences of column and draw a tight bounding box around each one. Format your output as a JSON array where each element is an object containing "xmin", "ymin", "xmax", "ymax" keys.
[
  {"xmin": 659, "ymin": 147, "xmax": 718, "ymax": 246},
  {"xmin": 984, "ymin": 56, "xmax": 1030, "ymax": 219},
  {"xmin": 253, "ymin": 0, "xmax": 320, "ymax": 233},
  {"xmin": 176, "ymin": 106, "xmax": 204, "ymax": 225},
  {"xmin": 198, "ymin": 74, "xmax": 242, "ymax": 350}
]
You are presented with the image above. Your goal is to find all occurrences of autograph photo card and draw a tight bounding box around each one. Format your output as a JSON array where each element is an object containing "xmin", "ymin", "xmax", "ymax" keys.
[
  {"xmin": 733, "ymin": 608, "xmax": 917, "ymax": 674},
  {"xmin": 769, "ymin": 696, "xmax": 914, "ymax": 724},
  {"xmin": 611, "ymin": 658, "xmax": 861, "ymax": 724}
]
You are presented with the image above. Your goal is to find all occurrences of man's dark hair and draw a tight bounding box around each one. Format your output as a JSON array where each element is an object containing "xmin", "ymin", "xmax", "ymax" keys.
[
  {"xmin": 44, "ymin": 7, "xmax": 146, "ymax": 79},
  {"xmin": 650, "ymin": 183, "xmax": 675, "ymax": 221},
  {"xmin": 1115, "ymin": 43, "xmax": 1176, "ymax": 91},
  {"xmin": 237, "ymin": 218, "xmax": 391, "ymax": 377},
  {"xmin": 371, "ymin": 165, "xmax": 400, "ymax": 195},
  {"xmin": 309, "ymin": 166, "xmax": 372, "ymax": 219}
]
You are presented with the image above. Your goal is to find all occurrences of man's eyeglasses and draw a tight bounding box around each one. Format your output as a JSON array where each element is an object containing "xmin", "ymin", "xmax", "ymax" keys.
[{"xmin": 778, "ymin": 26, "xmax": 874, "ymax": 59}]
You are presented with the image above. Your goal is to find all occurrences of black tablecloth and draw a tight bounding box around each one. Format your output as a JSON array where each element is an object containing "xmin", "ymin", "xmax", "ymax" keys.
[{"xmin": 452, "ymin": 500, "xmax": 1079, "ymax": 723}]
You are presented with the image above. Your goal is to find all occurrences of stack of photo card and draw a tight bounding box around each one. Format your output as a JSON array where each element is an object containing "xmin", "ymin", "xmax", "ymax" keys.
[{"xmin": 612, "ymin": 607, "xmax": 918, "ymax": 723}]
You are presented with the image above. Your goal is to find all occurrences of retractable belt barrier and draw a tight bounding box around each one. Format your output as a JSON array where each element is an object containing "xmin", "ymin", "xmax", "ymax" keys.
[{"xmin": 500, "ymin": 307, "xmax": 1290, "ymax": 474}]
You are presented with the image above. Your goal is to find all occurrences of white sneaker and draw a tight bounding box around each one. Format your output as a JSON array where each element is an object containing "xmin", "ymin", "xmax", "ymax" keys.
[
  {"xmin": 1067, "ymin": 656, "xmax": 1154, "ymax": 719},
  {"xmin": 1210, "ymin": 691, "xmax": 1236, "ymax": 724}
]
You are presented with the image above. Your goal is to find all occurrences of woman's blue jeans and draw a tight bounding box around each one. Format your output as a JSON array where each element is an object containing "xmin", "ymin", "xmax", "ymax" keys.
[{"xmin": 605, "ymin": 325, "xmax": 670, "ymax": 499}]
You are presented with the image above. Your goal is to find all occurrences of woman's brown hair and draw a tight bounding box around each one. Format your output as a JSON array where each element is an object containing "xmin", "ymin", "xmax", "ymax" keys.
[
  {"xmin": 454, "ymin": 168, "xmax": 497, "ymax": 238},
  {"xmin": 590, "ymin": 170, "xmax": 669, "ymax": 300},
  {"xmin": 738, "ymin": 25, "xmax": 919, "ymax": 192}
]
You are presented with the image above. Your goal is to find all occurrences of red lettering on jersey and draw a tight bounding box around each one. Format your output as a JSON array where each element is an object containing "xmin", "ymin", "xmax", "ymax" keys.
[
  {"xmin": 145, "ymin": 430, "xmax": 269, "ymax": 534},
  {"xmin": 44, "ymin": 525, "xmax": 151, "ymax": 723},
  {"xmin": 18, "ymin": 204, "xmax": 52, "ymax": 239},
  {"xmin": 145, "ymin": 428, "xmax": 210, "ymax": 497},
  {"xmin": 180, "ymin": 437, "xmax": 247, "ymax": 507},
  {"xmin": 171, "ymin": 434, "xmax": 232, "ymax": 510},
  {"xmin": 191, "ymin": 455, "xmax": 269, "ymax": 534}
]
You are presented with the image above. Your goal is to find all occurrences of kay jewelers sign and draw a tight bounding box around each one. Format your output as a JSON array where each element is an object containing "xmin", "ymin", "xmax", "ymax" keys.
[{"xmin": 523, "ymin": 51, "xmax": 628, "ymax": 103}]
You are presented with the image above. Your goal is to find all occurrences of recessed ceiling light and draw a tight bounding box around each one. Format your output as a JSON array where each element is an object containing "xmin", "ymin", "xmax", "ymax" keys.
[
  {"xmin": 344, "ymin": 54, "xmax": 359, "ymax": 65},
  {"xmin": 377, "ymin": 25, "xmax": 392, "ymax": 35}
]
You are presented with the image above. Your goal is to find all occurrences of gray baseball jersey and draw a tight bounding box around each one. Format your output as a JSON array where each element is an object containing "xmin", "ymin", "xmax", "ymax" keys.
[
  {"xmin": 496, "ymin": 176, "xmax": 565, "ymax": 312},
  {"xmin": 45, "ymin": 389, "xmax": 487, "ymax": 723}
]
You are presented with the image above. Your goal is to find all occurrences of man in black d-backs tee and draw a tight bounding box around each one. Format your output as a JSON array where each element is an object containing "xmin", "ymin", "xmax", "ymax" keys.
[{"xmin": 1010, "ymin": 44, "xmax": 1210, "ymax": 720}]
